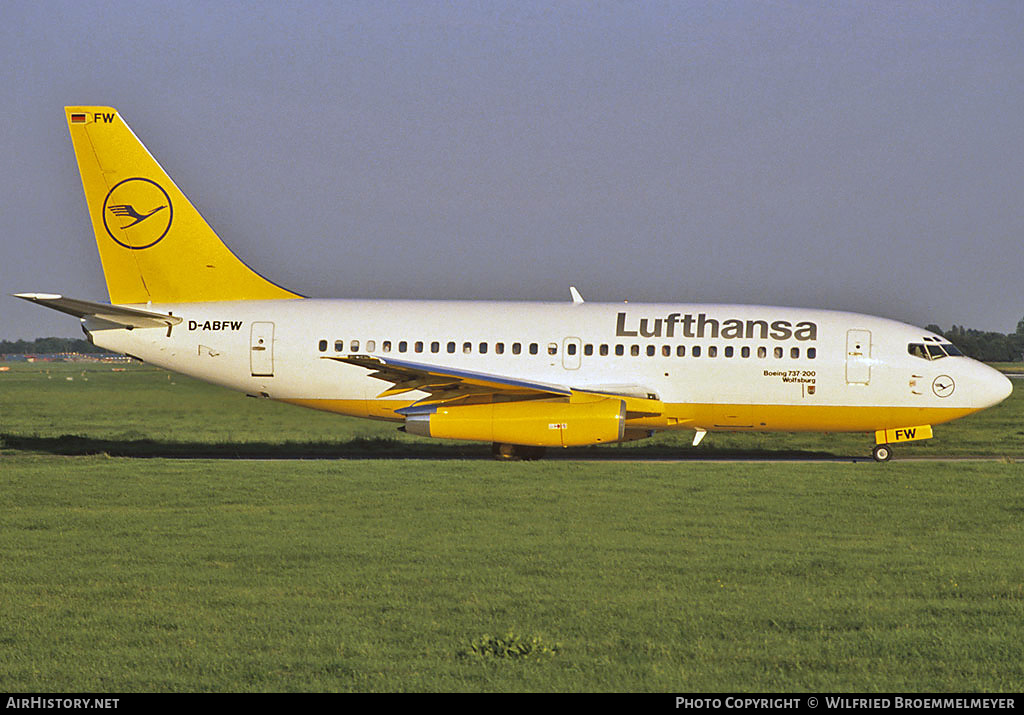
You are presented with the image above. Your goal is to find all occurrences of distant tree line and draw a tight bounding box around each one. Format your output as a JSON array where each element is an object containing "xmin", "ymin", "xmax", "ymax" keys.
[
  {"xmin": 0, "ymin": 337, "xmax": 103, "ymax": 354},
  {"xmin": 925, "ymin": 317, "xmax": 1024, "ymax": 363}
]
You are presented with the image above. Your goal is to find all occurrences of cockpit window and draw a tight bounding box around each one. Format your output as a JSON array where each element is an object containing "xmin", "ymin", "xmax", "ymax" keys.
[
  {"xmin": 908, "ymin": 342, "xmax": 965, "ymax": 360},
  {"xmin": 908, "ymin": 343, "xmax": 928, "ymax": 359}
]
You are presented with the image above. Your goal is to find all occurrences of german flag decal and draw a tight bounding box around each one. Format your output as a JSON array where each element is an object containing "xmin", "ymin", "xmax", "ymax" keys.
[{"xmin": 70, "ymin": 113, "xmax": 87, "ymax": 123}]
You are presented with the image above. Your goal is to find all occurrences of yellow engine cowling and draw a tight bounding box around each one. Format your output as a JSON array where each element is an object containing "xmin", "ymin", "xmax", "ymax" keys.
[{"xmin": 404, "ymin": 397, "xmax": 626, "ymax": 447}]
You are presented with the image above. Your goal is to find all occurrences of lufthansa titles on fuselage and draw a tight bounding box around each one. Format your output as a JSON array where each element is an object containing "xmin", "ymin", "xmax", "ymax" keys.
[{"xmin": 615, "ymin": 312, "xmax": 818, "ymax": 341}]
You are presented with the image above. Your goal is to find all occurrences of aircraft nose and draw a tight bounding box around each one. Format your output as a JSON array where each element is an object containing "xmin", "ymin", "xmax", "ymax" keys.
[{"xmin": 974, "ymin": 363, "xmax": 1013, "ymax": 409}]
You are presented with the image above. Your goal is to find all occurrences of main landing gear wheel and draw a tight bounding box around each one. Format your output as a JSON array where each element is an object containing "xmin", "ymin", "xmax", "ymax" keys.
[
  {"xmin": 872, "ymin": 444, "xmax": 893, "ymax": 462},
  {"xmin": 492, "ymin": 443, "xmax": 546, "ymax": 461}
]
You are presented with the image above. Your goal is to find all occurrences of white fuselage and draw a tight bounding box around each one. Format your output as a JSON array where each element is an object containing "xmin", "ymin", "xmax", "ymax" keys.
[{"xmin": 84, "ymin": 299, "xmax": 1012, "ymax": 436}]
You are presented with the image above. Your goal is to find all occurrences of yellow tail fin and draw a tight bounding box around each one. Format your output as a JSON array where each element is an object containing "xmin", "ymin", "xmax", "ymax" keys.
[{"xmin": 66, "ymin": 107, "xmax": 301, "ymax": 304}]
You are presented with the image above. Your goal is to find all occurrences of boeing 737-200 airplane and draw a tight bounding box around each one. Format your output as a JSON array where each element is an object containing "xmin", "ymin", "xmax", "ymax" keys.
[{"xmin": 14, "ymin": 107, "xmax": 1013, "ymax": 460}]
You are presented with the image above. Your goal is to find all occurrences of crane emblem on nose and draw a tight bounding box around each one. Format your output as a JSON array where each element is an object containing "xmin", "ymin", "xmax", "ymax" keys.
[{"xmin": 932, "ymin": 375, "xmax": 955, "ymax": 398}]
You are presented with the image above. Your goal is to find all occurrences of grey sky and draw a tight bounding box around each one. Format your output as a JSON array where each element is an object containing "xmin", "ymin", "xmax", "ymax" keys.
[{"xmin": 2, "ymin": 0, "xmax": 1022, "ymax": 340}]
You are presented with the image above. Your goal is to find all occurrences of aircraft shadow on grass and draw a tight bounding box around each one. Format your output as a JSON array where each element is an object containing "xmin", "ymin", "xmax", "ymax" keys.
[{"xmin": 1, "ymin": 433, "xmax": 841, "ymax": 461}]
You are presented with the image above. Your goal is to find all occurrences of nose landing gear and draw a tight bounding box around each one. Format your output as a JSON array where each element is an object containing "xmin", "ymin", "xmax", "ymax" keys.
[
  {"xmin": 872, "ymin": 443, "xmax": 893, "ymax": 462},
  {"xmin": 872, "ymin": 425, "xmax": 932, "ymax": 462}
]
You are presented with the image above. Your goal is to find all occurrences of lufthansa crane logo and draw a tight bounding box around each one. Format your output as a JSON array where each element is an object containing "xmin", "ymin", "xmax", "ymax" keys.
[
  {"xmin": 932, "ymin": 375, "xmax": 955, "ymax": 398},
  {"xmin": 102, "ymin": 177, "xmax": 173, "ymax": 250}
]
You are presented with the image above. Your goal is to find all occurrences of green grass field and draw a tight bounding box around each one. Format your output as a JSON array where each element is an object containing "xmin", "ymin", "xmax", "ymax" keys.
[
  {"xmin": 1, "ymin": 363, "xmax": 1022, "ymax": 691},
  {"xmin": 1, "ymin": 362, "xmax": 1021, "ymax": 459}
]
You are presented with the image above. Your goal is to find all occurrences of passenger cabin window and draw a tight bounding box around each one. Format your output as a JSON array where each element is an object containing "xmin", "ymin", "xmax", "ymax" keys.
[
  {"xmin": 318, "ymin": 340, "xmax": 327, "ymax": 352},
  {"xmin": 496, "ymin": 343, "xmax": 505, "ymax": 355},
  {"xmin": 334, "ymin": 340, "xmax": 344, "ymax": 352},
  {"xmin": 366, "ymin": 340, "xmax": 376, "ymax": 352},
  {"xmin": 529, "ymin": 343, "xmax": 539, "ymax": 355},
  {"xmin": 399, "ymin": 341, "xmax": 408, "ymax": 352},
  {"xmin": 383, "ymin": 340, "xmax": 392, "ymax": 353},
  {"xmin": 447, "ymin": 341, "xmax": 456, "ymax": 353},
  {"xmin": 512, "ymin": 343, "xmax": 522, "ymax": 355},
  {"xmin": 547, "ymin": 343, "xmax": 557, "ymax": 355},
  {"xmin": 463, "ymin": 342, "xmax": 472, "ymax": 354},
  {"xmin": 431, "ymin": 341, "xmax": 439, "ymax": 353},
  {"xmin": 350, "ymin": 340, "xmax": 359, "ymax": 352}
]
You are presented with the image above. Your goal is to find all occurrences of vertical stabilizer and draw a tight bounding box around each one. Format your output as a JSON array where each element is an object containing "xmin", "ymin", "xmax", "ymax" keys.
[{"xmin": 65, "ymin": 107, "xmax": 301, "ymax": 304}]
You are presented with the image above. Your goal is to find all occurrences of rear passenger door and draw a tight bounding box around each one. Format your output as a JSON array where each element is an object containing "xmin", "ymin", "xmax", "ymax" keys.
[{"xmin": 251, "ymin": 321, "xmax": 275, "ymax": 377}]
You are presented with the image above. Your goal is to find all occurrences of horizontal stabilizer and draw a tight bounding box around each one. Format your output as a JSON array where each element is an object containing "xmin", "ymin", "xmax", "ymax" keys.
[{"xmin": 12, "ymin": 293, "xmax": 183, "ymax": 329}]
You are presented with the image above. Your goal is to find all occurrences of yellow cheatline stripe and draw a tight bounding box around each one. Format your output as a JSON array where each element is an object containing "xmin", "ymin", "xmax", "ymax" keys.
[{"xmin": 278, "ymin": 398, "xmax": 977, "ymax": 434}]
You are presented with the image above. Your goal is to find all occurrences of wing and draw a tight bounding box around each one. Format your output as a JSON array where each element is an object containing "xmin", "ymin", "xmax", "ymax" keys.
[
  {"xmin": 324, "ymin": 354, "xmax": 665, "ymax": 417},
  {"xmin": 12, "ymin": 293, "xmax": 183, "ymax": 329},
  {"xmin": 324, "ymin": 354, "xmax": 573, "ymax": 401}
]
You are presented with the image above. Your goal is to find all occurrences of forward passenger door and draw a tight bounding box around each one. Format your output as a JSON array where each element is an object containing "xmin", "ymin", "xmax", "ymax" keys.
[{"xmin": 845, "ymin": 329, "xmax": 871, "ymax": 385}]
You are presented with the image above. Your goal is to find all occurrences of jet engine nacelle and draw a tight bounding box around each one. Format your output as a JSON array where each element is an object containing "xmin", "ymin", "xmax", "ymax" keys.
[{"xmin": 403, "ymin": 397, "xmax": 626, "ymax": 447}]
